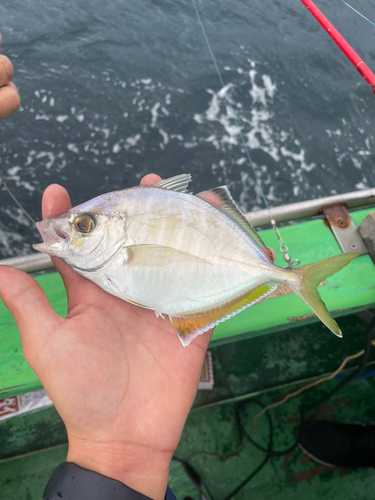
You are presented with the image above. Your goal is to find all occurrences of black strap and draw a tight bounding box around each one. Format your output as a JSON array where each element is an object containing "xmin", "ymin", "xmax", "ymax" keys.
[{"xmin": 43, "ymin": 462, "xmax": 157, "ymax": 500}]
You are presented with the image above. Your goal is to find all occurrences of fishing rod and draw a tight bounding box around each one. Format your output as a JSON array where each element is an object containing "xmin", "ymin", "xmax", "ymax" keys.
[{"xmin": 299, "ymin": 0, "xmax": 375, "ymax": 93}]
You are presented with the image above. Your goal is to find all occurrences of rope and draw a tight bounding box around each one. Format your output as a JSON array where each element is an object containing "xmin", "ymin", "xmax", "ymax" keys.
[{"xmin": 251, "ymin": 340, "xmax": 375, "ymax": 434}]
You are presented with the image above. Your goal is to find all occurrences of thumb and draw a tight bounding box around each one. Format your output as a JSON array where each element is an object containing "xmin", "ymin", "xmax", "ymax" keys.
[{"xmin": 0, "ymin": 266, "xmax": 60, "ymax": 358}]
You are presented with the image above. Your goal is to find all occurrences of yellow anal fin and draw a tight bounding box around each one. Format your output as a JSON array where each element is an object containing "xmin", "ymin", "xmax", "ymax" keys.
[{"xmin": 170, "ymin": 283, "xmax": 277, "ymax": 347}]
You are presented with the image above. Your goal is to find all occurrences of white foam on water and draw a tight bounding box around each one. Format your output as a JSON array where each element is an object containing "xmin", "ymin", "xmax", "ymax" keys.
[
  {"xmin": 205, "ymin": 90, "xmax": 220, "ymax": 121},
  {"xmin": 5, "ymin": 173, "xmax": 36, "ymax": 192},
  {"xmin": 236, "ymin": 157, "xmax": 247, "ymax": 165},
  {"xmin": 262, "ymin": 75, "xmax": 276, "ymax": 99},
  {"xmin": 67, "ymin": 144, "xmax": 79, "ymax": 154},
  {"xmin": 56, "ymin": 115, "xmax": 69, "ymax": 122},
  {"xmin": 7, "ymin": 167, "xmax": 21, "ymax": 176},
  {"xmin": 4, "ymin": 208, "xmax": 30, "ymax": 226},
  {"xmin": 35, "ymin": 112, "xmax": 51, "ymax": 121},
  {"xmin": 159, "ymin": 129, "xmax": 169, "ymax": 145},
  {"xmin": 0, "ymin": 226, "xmax": 28, "ymax": 255},
  {"xmin": 280, "ymin": 146, "xmax": 316, "ymax": 172},
  {"xmin": 217, "ymin": 83, "xmax": 233, "ymax": 99},
  {"xmin": 326, "ymin": 128, "xmax": 342, "ymax": 137},
  {"xmin": 35, "ymin": 151, "xmax": 57, "ymax": 170},
  {"xmin": 249, "ymin": 70, "xmax": 268, "ymax": 107},
  {"xmin": 352, "ymin": 157, "xmax": 362, "ymax": 169},
  {"xmin": 150, "ymin": 102, "xmax": 161, "ymax": 127},
  {"xmin": 358, "ymin": 150, "xmax": 371, "ymax": 157},
  {"xmin": 88, "ymin": 124, "xmax": 111, "ymax": 140},
  {"xmin": 125, "ymin": 134, "xmax": 141, "ymax": 149}
]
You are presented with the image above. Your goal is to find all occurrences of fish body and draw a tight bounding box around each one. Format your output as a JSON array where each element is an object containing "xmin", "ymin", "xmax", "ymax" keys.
[{"xmin": 34, "ymin": 174, "xmax": 357, "ymax": 346}]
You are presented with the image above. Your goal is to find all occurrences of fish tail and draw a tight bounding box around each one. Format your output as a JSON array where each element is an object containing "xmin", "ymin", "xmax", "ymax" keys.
[{"xmin": 287, "ymin": 252, "xmax": 358, "ymax": 337}]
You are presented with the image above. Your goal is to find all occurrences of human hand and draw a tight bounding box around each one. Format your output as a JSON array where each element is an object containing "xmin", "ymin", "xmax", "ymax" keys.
[
  {"xmin": 0, "ymin": 175, "xmax": 275, "ymax": 499},
  {"xmin": 0, "ymin": 174, "xmax": 213, "ymax": 499},
  {"xmin": 0, "ymin": 34, "xmax": 20, "ymax": 121}
]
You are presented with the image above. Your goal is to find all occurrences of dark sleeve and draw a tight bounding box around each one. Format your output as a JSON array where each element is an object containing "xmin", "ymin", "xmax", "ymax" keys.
[{"xmin": 43, "ymin": 462, "xmax": 176, "ymax": 500}]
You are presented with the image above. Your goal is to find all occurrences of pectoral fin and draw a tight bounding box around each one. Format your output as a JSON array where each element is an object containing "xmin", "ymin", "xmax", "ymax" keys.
[
  {"xmin": 127, "ymin": 244, "xmax": 211, "ymax": 267},
  {"xmin": 170, "ymin": 283, "xmax": 277, "ymax": 347}
]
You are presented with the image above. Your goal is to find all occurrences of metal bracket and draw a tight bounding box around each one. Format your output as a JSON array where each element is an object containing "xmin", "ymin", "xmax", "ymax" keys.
[
  {"xmin": 358, "ymin": 212, "xmax": 375, "ymax": 264},
  {"xmin": 322, "ymin": 203, "xmax": 368, "ymax": 254}
]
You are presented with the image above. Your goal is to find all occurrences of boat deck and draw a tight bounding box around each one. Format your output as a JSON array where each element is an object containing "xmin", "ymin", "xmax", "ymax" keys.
[{"xmin": 2, "ymin": 313, "xmax": 375, "ymax": 499}]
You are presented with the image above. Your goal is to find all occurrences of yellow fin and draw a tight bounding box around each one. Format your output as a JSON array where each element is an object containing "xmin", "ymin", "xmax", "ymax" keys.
[
  {"xmin": 288, "ymin": 252, "xmax": 358, "ymax": 337},
  {"xmin": 170, "ymin": 283, "xmax": 277, "ymax": 347}
]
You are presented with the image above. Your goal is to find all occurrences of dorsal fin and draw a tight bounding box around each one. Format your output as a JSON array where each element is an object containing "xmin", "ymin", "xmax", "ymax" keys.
[
  {"xmin": 170, "ymin": 283, "xmax": 277, "ymax": 347},
  {"xmin": 196, "ymin": 186, "xmax": 269, "ymax": 255},
  {"xmin": 154, "ymin": 174, "xmax": 192, "ymax": 193}
]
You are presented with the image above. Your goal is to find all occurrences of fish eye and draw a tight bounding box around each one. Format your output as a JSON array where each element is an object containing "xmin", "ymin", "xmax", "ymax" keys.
[{"xmin": 74, "ymin": 214, "xmax": 95, "ymax": 233}]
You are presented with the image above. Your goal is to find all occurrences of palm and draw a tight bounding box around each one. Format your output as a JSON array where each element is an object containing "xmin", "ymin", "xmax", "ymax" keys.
[{"xmin": 41, "ymin": 283, "xmax": 209, "ymax": 453}]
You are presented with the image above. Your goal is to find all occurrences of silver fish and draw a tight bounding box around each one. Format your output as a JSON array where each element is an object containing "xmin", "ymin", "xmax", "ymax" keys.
[{"xmin": 33, "ymin": 174, "xmax": 357, "ymax": 347}]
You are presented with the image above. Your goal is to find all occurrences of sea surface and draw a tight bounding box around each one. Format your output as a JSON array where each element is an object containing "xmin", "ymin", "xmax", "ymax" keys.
[{"xmin": 0, "ymin": 0, "xmax": 374, "ymax": 258}]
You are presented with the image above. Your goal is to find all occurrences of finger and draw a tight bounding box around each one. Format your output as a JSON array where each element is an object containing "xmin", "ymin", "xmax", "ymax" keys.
[
  {"xmin": 0, "ymin": 54, "xmax": 14, "ymax": 87},
  {"xmin": 41, "ymin": 184, "xmax": 92, "ymax": 310},
  {"xmin": 196, "ymin": 190, "xmax": 222, "ymax": 209},
  {"xmin": 140, "ymin": 174, "xmax": 162, "ymax": 186},
  {"xmin": 42, "ymin": 183, "xmax": 72, "ymax": 219},
  {"xmin": 0, "ymin": 82, "xmax": 20, "ymax": 120},
  {"xmin": 0, "ymin": 266, "xmax": 60, "ymax": 358},
  {"xmin": 265, "ymin": 247, "xmax": 276, "ymax": 262}
]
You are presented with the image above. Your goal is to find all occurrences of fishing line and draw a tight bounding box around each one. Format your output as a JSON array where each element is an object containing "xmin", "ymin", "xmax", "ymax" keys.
[
  {"xmin": 190, "ymin": 0, "xmax": 299, "ymax": 268},
  {"xmin": 0, "ymin": 172, "xmax": 36, "ymax": 225},
  {"xmin": 339, "ymin": 0, "xmax": 375, "ymax": 28},
  {"xmin": 190, "ymin": 0, "xmax": 270, "ymax": 214}
]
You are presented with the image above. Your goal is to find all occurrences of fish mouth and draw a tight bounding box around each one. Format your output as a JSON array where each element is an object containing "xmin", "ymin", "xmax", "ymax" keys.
[{"xmin": 33, "ymin": 219, "xmax": 69, "ymax": 254}]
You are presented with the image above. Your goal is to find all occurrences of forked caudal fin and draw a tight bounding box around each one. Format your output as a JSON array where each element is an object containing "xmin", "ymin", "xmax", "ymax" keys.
[{"xmin": 288, "ymin": 252, "xmax": 358, "ymax": 337}]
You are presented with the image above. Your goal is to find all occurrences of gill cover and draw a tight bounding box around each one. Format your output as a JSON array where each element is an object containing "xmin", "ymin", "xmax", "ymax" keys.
[{"xmin": 34, "ymin": 199, "xmax": 127, "ymax": 272}]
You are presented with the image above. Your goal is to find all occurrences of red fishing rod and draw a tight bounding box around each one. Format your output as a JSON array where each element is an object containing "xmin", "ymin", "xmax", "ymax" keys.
[{"xmin": 299, "ymin": 0, "xmax": 375, "ymax": 93}]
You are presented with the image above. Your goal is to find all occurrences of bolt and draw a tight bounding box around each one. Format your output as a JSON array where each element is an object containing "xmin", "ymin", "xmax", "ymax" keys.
[
  {"xmin": 338, "ymin": 219, "xmax": 345, "ymax": 227},
  {"xmin": 349, "ymin": 243, "xmax": 357, "ymax": 249}
]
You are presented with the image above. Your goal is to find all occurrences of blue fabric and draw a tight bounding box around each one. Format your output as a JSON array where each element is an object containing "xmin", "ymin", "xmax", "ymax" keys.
[{"xmin": 165, "ymin": 486, "xmax": 177, "ymax": 500}]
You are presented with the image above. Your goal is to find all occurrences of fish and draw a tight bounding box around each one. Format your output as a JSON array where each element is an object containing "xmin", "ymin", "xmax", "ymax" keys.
[{"xmin": 33, "ymin": 174, "xmax": 358, "ymax": 347}]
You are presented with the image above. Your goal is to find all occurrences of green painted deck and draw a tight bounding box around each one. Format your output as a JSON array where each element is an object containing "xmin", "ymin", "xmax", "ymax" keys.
[
  {"xmin": 1, "ymin": 207, "xmax": 375, "ymax": 399},
  {"xmin": 1, "ymin": 315, "xmax": 375, "ymax": 499}
]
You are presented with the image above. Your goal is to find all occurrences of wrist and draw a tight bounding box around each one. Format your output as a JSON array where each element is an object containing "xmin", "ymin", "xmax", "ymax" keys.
[{"xmin": 66, "ymin": 435, "xmax": 173, "ymax": 500}]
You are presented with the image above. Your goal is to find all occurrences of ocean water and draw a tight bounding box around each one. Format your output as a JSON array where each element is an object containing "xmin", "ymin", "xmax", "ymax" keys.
[{"xmin": 0, "ymin": 0, "xmax": 374, "ymax": 258}]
